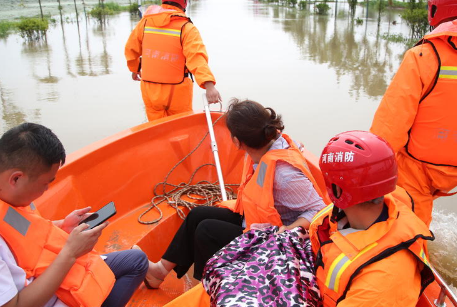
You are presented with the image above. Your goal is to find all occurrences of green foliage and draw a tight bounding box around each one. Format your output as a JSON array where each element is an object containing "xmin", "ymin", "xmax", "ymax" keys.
[
  {"xmin": 103, "ymin": 2, "xmax": 124, "ymax": 11},
  {"xmin": 401, "ymin": 5, "xmax": 428, "ymax": 38},
  {"xmin": 16, "ymin": 18, "xmax": 48, "ymax": 40},
  {"xmin": 391, "ymin": 0, "xmax": 408, "ymax": 8},
  {"xmin": 348, "ymin": 0, "xmax": 357, "ymax": 15},
  {"xmin": 298, "ymin": 1, "xmax": 306, "ymax": 10},
  {"xmin": 355, "ymin": 17, "xmax": 364, "ymax": 25},
  {"xmin": 315, "ymin": 1, "xmax": 330, "ymax": 15},
  {"xmin": 381, "ymin": 33, "xmax": 417, "ymax": 48},
  {"xmin": 0, "ymin": 20, "xmax": 16, "ymax": 38},
  {"xmin": 129, "ymin": 3, "xmax": 140, "ymax": 14},
  {"xmin": 143, "ymin": 0, "xmax": 161, "ymax": 5},
  {"xmin": 89, "ymin": 7, "xmax": 109, "ymax": 18},
  {"xmin": 406, "ymin": 0, "xmax": 427, "ymax": 10},
  {"xmin": 375, "ymin": 0, "xmax": 387, "ymax": 12},
  {"xmin": 89, "ymin": 2, "xmax": 128, "ymax": 18},
  {"xmin": 285, "ymin": 0, "xmax": 297, "ymax": 6}
]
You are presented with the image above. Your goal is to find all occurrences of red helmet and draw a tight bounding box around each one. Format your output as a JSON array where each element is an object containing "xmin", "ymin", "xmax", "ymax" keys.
[
  {"xmin": 319, "ymin": 131, "xmax": 398, "ymax": 209},
  {"xmin": 428, "ymin": 0, "xmax": 457, "ymax": 27},
  {"xmin": 163, "ymin": 0, "xmax": 187, "ymax": 10}
]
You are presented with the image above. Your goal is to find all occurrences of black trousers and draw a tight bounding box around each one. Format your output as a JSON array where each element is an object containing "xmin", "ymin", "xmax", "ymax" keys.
[{"xmin": 162, "ymin": 206, "xmax": 243, "ymax": 280}]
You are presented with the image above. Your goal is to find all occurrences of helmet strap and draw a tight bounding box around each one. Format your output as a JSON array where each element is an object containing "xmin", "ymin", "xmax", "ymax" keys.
[{"xmin": 330, "ymin": 205, "xmax": 340, "ymax": 223}]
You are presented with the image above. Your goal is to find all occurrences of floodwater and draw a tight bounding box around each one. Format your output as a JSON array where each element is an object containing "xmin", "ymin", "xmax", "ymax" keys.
[{"xmin": 0, "ymin": 0, "xmax": 456, "ymax": 291}]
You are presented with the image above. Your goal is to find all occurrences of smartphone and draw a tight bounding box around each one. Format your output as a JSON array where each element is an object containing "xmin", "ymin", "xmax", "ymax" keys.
[{"xmin": 79, "ymin": 201, "xmax": 116, "ymax": 229}]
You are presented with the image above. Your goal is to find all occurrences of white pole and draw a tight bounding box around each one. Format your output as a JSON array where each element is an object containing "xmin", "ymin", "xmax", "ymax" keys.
[{"xmin": 203, "ymin": 97, "xmax": 227, "ymax": 201}]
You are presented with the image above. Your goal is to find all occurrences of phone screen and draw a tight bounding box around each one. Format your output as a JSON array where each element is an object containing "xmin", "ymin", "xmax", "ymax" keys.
[{"xmin": 80, "ymin": 201, "xmax": 116, "ymax": 229}]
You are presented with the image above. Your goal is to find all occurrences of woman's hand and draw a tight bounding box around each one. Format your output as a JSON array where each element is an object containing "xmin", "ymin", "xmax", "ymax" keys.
[
  {"xmin": 250, "ymin": 223, "xmax": 272, "ymax": 230},
  {"xmin": 277, "ymin": 225, "xmax": 290, "ymax": 234}
]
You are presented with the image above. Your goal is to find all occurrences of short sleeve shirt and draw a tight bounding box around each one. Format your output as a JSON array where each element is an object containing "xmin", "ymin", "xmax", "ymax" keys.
[{"xmin": 0, "ymin": 236, "xmax": 67, "ymax": 306}]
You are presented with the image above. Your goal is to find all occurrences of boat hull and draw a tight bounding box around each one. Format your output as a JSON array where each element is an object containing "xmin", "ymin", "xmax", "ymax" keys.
[{"xmin": 34, "ymin": 111, "xmax": 455, "ymax": 306}]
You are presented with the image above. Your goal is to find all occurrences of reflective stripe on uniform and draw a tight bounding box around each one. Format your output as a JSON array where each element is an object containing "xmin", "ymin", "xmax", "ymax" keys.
[
  {"xmin": 420, "ymin": 248, "xmax": 430, "ymax": 267},
  {"xmin": 312, "ymin": 205, "xmax": 333, "ymax": 223},
  {"xmin": 256, "ymin": 161, "xmax": 268, "ymax": 188},
  {"xmin": 3, "ymin": 207, "xmax": 30, "ymax": 236},
  {"xmin": 303, "ymin": 161, "xmax": 310, "ymax": 171},
  {"xmin": 325, "ymin": 242, "xmax": 378, "ymax": 292},
  {"xmin": 144, "ymin": 27, "xmax": 181, "ymax": 37},
  {"xmin": 439, "ymin": 66, "xmax": 457, "ymax": 79}
]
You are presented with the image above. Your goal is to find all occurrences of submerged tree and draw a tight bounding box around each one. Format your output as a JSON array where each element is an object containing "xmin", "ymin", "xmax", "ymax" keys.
[
  {"xmin": 315, "ymin": 0, "xmax": 331, "ymax": 15},
  {"xmin": 401, "ymin": 0, "xmax": 428, "ymax": 38},
  {"xmin": 348, "ymin": 0, "xmax": 357, "ymax": 17},
  {"xmin": 17, "ymin": 18, "xmax": 49, "ymax": 40},
  {"xmin": 38, "ymin": 0, "xmax": 44, "ymax": 20}
]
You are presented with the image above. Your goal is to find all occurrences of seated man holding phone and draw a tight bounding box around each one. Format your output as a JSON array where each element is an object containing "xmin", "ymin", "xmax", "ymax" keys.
[{"xmin": 0, "ymin": 123, "xmax": 148, "ymax": 307}]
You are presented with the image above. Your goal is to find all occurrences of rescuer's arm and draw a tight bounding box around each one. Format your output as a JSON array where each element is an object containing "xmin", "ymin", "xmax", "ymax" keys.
[
  {"xmin": 181, "ymin": 24, "xmax": 221, "ymax": 103},
  {"xmin": 203, "ymin": 81, "xmax": 222, "ymax": 104},
  {"xmin": 125, "ymin": 18, "xmax": 146, "ymax": 76},
  {"xmin": 3, "ymin": 222, "xmax": 107, "ymax": 307},
  {"xmin": 370, "ymin": 45, "xmax": 438, "ymax": 153},
  {"xmin": 337, "ymin": 250, "xmax": 421, "ymax": 307}
]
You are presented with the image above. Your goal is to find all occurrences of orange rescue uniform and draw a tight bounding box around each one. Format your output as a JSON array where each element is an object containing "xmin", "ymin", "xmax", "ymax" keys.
[
  {"xmin": 220, "ymin": 133, "xmax": 330, "ymax": 229},
  {"xmin": 0, "ymin": 200, "xmax": 115, "ymax": 307},
  {"xmin": 125, "ymin": 4, "xmax": 216, "ymax": 121},
  {"xmin": 370, "ymin": 20, "xmax": 457, "ymax": 226},
  {"xmin": 309, "ymin": 194, "xmax": 434, "ymax": 307}
]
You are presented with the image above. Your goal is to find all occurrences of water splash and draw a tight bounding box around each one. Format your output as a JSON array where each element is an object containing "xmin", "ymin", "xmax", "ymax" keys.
[{"xmin": 429, "ymin": 209, "xmax": 457, "ymax": 293}]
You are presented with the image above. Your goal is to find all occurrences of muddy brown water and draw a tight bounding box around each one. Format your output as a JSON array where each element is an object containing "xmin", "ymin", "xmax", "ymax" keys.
[{"xmin": 0, "ymin": 0, "xmax": 456, "ymax": 293}]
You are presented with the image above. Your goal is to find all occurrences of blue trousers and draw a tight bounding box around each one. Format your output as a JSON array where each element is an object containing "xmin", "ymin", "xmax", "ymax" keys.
[{"xmin": 101, "ymin": 249, "xmax": 148, "ymax": 307}]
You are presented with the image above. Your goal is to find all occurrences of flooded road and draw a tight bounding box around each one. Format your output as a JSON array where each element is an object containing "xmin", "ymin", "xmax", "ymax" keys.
[{"xmin": 0, "ymin": 0, "xmax": 455, "ymax": 291}]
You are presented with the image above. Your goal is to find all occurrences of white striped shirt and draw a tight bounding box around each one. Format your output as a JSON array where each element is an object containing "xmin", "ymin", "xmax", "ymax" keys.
[{"xmin": 253, "ymin": 136, "xmax": 325, "ymax": 226}]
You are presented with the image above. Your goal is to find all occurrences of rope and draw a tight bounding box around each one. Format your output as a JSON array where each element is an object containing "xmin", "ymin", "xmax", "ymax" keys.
[{"xmin": 138, "ymin": 113, "xmax": 239, "ymax": 224}]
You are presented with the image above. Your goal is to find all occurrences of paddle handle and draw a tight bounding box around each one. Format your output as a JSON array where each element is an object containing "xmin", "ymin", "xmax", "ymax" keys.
[{"xmin": 203, "ymin": 98, "xmax": 227, "ymax": 202}]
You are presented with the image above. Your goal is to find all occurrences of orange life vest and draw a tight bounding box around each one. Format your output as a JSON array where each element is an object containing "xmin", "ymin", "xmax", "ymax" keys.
[
  {"xmin": 406, "ymin": 21, "xmax": 457, "ymax": 167},
  {"xmin": 0, "ymin": 200, "xmax": 115, "ymax": 307},
  {"xmin": 221, "ymin": 134, "xmax": 328, "ymax": 229},
  {"xmin": 141, "ymin": 10, "xmax": 190, "ymax": 84},
  {"xmin": 309, "ymin": 195, "xmax": 434, "ymax": 307}
]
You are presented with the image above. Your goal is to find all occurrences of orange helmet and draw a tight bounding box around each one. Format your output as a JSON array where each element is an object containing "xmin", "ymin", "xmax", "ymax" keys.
[
  {"xmin": 163, "ymin": 0, "xmax": 187, "ymax": 10},
  {"xmin": 319, "ymin": 131, "xmax": 398, "ymax": 209},
  {"xmin": 428, "ymin": 0, "xmax": 457, "ymax": 27}
]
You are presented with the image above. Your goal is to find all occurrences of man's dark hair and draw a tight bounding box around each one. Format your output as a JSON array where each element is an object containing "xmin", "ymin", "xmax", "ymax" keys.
[{"xmin": 0, "ymin": 123, "xmax": 66, "ymax": 176}]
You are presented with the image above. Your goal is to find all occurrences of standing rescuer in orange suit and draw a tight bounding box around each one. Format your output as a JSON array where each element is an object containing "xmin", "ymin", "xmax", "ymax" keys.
[
  {"xmin": 370, "ymin": 0, "xmax": 457, "ymax": 227},
  {"xmin": 125, "ymin": 0, "xmax": 221, "ymax": 121},
  {"xmin": 310, "ymin": 131, "xmax": 434, "ymax": 307}
]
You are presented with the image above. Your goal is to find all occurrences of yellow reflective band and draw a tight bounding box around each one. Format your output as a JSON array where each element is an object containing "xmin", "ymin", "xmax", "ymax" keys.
[
  {"xmin": 144, "ymin": 27, "xmax": 181, "ymax": 37},
  {"xmin": 420, "ymin": 249, "xmax": 430, "ymax": 267},
  {"xmin": 439, "ymin": 75, "xmax": 457, "ymax": 79},
  {"xmin": 441, "ymin": 66, "xmax": 457, "ymax": 71},
  {"xmin": 326, "ymin": 242, "xmax": 378, "ymax": 292},
  {"xmin": 325, "ymin": 253, "xmax": 346, "ymax": 289},
  {"xmin": 312, "ymin": 204, "xmax": 333, "ymax": 223}
]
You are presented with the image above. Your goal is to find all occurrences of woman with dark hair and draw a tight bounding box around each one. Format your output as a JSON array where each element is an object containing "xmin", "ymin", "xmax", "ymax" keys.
[{"xmin": 139, "ymin": 99, "xmax": 327, "ymax": 289}]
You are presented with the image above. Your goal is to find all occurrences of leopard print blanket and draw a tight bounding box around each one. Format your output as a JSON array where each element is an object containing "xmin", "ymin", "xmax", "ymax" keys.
[{"xmin": 202, "ymin": 226, "xmax": 322, "ymax": 307}]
